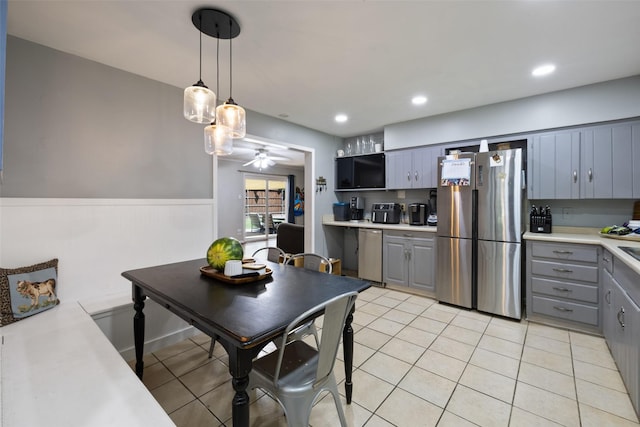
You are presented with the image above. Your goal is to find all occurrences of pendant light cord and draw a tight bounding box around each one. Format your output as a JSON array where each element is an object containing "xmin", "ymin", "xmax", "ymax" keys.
[
  {"xmin": 198, "ymin": 13, "xmax": 203, "ymax": 82},
  {"xmin": 229, "ymin": 17, "xmax": 233, "ymax": 99}
]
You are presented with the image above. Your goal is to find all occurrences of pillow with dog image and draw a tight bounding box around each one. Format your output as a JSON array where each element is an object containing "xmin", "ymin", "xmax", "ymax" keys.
[{"xmin": 0, "ymin": 259, "xmax": 60, "ymax": 327}]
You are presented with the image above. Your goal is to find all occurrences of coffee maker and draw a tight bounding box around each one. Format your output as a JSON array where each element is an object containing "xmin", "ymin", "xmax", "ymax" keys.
[{"xmin": 350, "ymin": 196, "xmax": 364, "ymax": 220}]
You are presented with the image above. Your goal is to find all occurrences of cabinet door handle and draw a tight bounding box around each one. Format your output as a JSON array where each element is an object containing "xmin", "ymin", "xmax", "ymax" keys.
[
  {"xmin": 553, "ymin": 306, "xmax": 574, "ymax": 313},
  {"xmin": 414, "ymin": 171, "xmax": 419, "ymax": 181},
  {"xmin": 552, "ymin": 268, "xmax": 573, "ymax": 273},
  {"xmin": 553, "ymin": 250, "xmax": 573, "ymax": 255},
  {"xmin": 573, "ymin": 170, "xmax": 578, "ymax": 183},
  {"xmin": 602, "ymin": 256, "xmax": 610, "ymax": 263},
  {"xmin": 588, "ymin": 168, "xmax": 593, "ymax": 182},
  {"xmin": 617, "ymin": 307, "xmax": 625, "ymax": 328},
  {"xmin": 407, "ymin": 172, "xmax": 411, "ymax": 182},
  {"xmin": 552, "ymin": 287, "xmax": 571, "ymax": 292},
  {"xmin": 605, "ymin": 289, "xmax": 611, "ymax": 304}
]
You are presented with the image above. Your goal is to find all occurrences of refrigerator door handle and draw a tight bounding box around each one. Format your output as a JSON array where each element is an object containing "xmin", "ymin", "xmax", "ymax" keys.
[{"xmin": 478, "ymin": 165, "xmax": 484, "ymax": 186}]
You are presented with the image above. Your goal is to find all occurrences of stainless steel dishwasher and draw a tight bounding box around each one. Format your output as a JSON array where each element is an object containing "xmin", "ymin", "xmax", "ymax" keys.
[{"xmin": 358, "ymin": 228, "xmax": 382, "ymax": 282}]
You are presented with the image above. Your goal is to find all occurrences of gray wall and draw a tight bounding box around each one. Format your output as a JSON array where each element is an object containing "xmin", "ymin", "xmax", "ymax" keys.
[
  {"xmin": 385, "ymin": 75, "xmax": 640, "ymax": 150},
  {"xmin": 2, "ymin": 36, "xmax": 211, "ymax": 198},
  {"xmin": 217, "ymin": 159, "xmax": 304, "ymax": 241}
]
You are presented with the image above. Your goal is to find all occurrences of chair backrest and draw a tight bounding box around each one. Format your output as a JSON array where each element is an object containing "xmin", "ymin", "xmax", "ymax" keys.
[
  {"xmin": 276, "ymin": 222, "xmax": 304, "ymax": 254},
  {"xmin": 249, "ymin": 213, "xmax": 262, "ymax": 229},
  {"xmin": 289, "ymin": 253, "xmax": 332, "ymax": 274},
  {"xmin": 252, "ymin": 246, "xmax": 286, "ymax": 263},
  {"xmin": 272, "ymin": 292, "xmax": 358, "ymax": 385}
]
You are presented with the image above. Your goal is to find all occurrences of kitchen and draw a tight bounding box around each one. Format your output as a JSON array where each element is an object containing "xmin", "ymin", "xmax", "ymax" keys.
[
  {"xmin": 3, "ymin": 2, "xmax": 640, "ymax": 426},
  {"xmin": 324, "ymin": 121, "xmax": 640, "ymax": 422}
]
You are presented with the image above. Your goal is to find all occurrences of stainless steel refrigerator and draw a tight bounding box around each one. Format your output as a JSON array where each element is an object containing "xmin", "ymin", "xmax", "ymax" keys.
[{"xmin": 436, "ymin": 148, "xmax": 524, "ymax": 319}]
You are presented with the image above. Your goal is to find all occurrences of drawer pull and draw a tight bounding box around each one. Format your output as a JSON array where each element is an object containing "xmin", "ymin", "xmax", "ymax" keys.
[
  {"xmin": 617, "ymin": 307, "xmax": 625, "ymax": 328},
  {"xmin": 553, "ymin": 306, "xmax": 574, "ymax": 313},
  {"xmin": 552, "ymin": 268, "xmax": 573, "ymax": 273},
  {"xmin": 552, "ymin": 287, "xmax": 571, "ymax": 292},
  {"xmin": 605, "ymin": 289, "xmax": 611, "ymax": 304},
  {"xmin": 553, "ymin": 250, "xmax": 573, "ymax": 255}
]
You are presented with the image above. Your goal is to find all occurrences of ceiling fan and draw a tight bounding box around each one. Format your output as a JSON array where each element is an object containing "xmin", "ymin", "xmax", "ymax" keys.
[{"xmin": 242, "ymin": 149, "xmax": 288, "ymax": 169}]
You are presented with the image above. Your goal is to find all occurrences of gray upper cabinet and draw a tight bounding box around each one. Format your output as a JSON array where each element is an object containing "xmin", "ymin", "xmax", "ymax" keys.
[
  {"xmin": 386, "ymin": 146, "xmax": 441, "ymax": 190},
  {"xmin": 529, "ymin": 120, "xmax": 640, "ymax": 200},
  {"xmin": 581, "ymin": 123, "xmax": 637, "ymax": 199},
  {"xmin": 529, "ymin": 131, "xmax": 580, "ymax": 199}
]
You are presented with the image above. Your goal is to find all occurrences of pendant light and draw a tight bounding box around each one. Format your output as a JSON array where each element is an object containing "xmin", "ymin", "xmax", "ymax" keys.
[
  {"xmin": 184, "ymin": 11, "xmax": 216, "ymax": 124},
  {"xmin": 204, "ymin": 36, "xmax": 233, "ymax": 155},
  {"xmin": 216, "ymin": 15, "xmax": 246, "ymax": 139}
]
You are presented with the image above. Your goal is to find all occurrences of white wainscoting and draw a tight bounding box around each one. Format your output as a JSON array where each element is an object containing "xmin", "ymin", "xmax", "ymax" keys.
[{"xmin": 0, "ymin": 198, "xmax": 215, "ymax": 355}]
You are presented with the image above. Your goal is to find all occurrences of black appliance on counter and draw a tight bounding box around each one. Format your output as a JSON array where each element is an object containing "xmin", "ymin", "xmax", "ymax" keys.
[
  {"xmin": 409, "ymin": 203, "xmax": 427, "ymax": 225},
  {"xmin": 350, "ymin": 196, "xmax": 364, "ymax": 220},
  {"xmin": 372, "ymin": 203, "xmax": 401, "ymax": 224}
]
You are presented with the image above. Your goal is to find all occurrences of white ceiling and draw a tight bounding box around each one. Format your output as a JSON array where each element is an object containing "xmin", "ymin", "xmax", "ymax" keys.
[{"xmin": 7, "ymin": 1, "xmax": 640, "ymax": 165}]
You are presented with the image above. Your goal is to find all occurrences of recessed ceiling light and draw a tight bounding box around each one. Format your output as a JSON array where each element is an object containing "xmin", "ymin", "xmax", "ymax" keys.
[
  {"xmin": 335, "ymin": 114, "xmax": 348, "ymax": 123},
  {"xmin": 532, "ymin": 64, "xmax": 556, "ymax": 77},
  {"xmin": 412, "ymin": 95, "xmax": 428, "ymax": 105}
]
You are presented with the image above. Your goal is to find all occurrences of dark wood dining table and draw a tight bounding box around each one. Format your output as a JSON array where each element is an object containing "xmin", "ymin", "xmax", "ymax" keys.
[{"xmin": 122, "ymin": 258, "xmax": 371, "ymax": 427}]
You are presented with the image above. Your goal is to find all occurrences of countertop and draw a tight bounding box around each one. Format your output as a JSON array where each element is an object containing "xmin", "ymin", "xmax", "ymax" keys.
[
  {"xmin": 322, "ymin": 215, "xmax": 437, "ymax": 233},
  {"xmin": 524, "ymin": 226, "xmax": 640, "ymax": 276},
  {"xmin": 323, "ymin": 218, "xmax": 640, "ymax": 275}
]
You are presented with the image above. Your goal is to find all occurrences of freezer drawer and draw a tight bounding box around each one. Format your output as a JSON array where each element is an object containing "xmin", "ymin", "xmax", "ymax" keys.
[
  {"xmin": 436, "ymin": 236, "xmax": 473, "ymax": 308},
  {"xmin": 477, "ymin": 240, "xmax": 522, "ymax": 319}
]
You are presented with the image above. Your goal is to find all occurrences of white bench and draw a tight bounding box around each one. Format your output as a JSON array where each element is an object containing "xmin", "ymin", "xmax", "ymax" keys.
[{"xmin": 1, "ymin": 301, "xmax": 175, "ymax": 426}]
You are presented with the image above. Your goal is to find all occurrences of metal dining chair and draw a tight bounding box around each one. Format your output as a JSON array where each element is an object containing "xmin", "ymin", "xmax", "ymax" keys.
[
  {"xmin": 251, "ymin": 246, "xmax": 287, "ymax": 264},
  {"xmin": 249, "ymin": 291, "xmax": 358, "ymax": 427},
  {"xmin": 287, "ymin": 252, "xmax": 332, "ymax": 274}
]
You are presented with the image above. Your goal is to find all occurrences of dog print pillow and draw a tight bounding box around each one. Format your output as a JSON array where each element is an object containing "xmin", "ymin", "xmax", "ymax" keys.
[{"xmin": 1, "ymin": 259, "xmax": 60, "ymax": 327}]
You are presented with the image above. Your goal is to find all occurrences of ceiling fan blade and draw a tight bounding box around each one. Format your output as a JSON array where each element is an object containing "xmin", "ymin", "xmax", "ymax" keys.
[
  {"xmin": 243, "ymin": 158, "xmax": 258, "ymax": 167},
  {"xmin": 267, "ymin": 159, "xmax": 276, "ymax": 166},
  {"xmin": 267, "ymin": 155, "xmax": 290, "ymax": 161}
]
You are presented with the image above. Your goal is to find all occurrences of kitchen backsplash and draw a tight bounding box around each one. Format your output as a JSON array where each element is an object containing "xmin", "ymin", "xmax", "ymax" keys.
[
  {"xmin": 338, "ymin": 189, "xmax": 637, "ymax": 229},
  {"xmin": 531, "ymin": 199, "xmax": 637, "ymax": 228}
]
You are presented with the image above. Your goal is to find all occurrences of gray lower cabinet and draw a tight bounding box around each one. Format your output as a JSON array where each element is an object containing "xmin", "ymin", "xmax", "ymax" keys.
[
  {"xmin": 525, "ymin": 241, "xmax": 601, "ymax": 333},
  {"xmin": 603, "ymin": 256, "xmax": 640, "ymax": 417},
  {"xmin": 382, "ymin": 230, "xmax": 435, "ymax": 294}
]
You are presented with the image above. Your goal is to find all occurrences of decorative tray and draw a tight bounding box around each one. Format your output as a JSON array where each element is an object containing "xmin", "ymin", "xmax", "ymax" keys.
[
  {"xmin": 199, "ymin": 266, "xmax": 273, "ymax": 284},
  {"xmin": 599, "ymin": 232, "xmax": 640, "ymax": 242}
]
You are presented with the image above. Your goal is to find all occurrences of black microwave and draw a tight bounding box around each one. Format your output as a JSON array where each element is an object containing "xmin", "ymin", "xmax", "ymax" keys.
[{"xmin": 336, "ymin": 153, "xmax": 385, "ymax": 190}]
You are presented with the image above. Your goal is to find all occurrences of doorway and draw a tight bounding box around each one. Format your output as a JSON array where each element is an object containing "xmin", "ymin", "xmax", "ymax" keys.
[{"xmin": 244, "ymin": 174, "xmax": 288, "ymax": 242}]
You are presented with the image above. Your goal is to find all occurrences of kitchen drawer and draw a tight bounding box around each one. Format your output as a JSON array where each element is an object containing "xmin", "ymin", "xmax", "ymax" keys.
[
  {"xmin": 601, "ymin": 248, "xmax": 613, "ymax": 275},
  {"xmin": 531, "ymin": 259, "xmax": 598, "ymax": 283},
  {"xmin": 531, "ymin": 276, "xmax": 599, "ymax": 304},
  {"xmin": 532, "ymin": 296, "xmax": 599, "ymax": 326},
  {"xmin": 384, "ymin": 229, "xmax": 435, "ymax": 242},
  {"xmin": 531, "ymin": 242, "xmax": 598, "ymax": 263}
]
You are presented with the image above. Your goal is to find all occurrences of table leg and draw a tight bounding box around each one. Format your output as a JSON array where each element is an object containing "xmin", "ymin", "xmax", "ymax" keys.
[
  {"xmin": 132, "ymin": 284, "xmax": 146, "ymax": 379},
  {"xmin": 222, "ymin": 342, "xmax": 260, "ymax": 427},
  {"xmin": 231, "ymin": 375, "xmax": 250, "ymax": 427},
  {"xmin": 343, "ymin": 305, "xmax": 355, "ymax": 404}
]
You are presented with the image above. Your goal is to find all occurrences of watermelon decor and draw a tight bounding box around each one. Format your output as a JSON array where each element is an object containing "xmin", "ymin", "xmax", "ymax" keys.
[{"xmin": 207, "ymin": 237, "xmax": 244, "ymax": 271}]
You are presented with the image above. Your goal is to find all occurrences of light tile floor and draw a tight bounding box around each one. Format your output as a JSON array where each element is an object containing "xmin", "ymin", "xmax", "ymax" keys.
[{"xmin": 129, "ymin": 286, "xmax": 640, "ymax": 426}]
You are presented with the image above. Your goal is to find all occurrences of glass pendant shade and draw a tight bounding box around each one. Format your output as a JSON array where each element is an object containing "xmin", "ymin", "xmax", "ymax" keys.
[
  {"xmin": 216, "ymin": 99, "xmax": 246, "ymax": 138},
  {"xmin": 204, "ymin": 123, "xmax": 233, "ymax": 155},
  {"xmin": 184, "ymin": 81, "xmax": 216, "ymax": 124}
]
